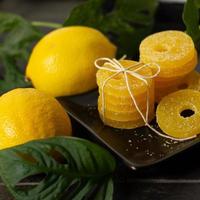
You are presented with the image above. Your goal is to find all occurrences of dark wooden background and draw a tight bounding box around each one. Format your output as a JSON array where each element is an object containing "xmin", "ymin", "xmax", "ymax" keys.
[{"xmin": 1, "ymin": 1, "xmax": 200, "ymax": 200}]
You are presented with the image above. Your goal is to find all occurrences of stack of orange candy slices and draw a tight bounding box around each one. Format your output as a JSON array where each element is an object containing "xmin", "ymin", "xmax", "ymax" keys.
[
  {"xmin": 139, "ymin": 31, "xmax": 198, "ymax": 102},
  {"xmin": 96, "ymin": 60, "xmax": 155, "ymax": 129}
]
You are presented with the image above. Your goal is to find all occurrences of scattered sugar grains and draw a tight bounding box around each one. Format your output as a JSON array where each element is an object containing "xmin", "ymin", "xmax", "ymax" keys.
[
  {"xmin": 145, "ymin": 149, "xmax": 154, "ymax": 157},
  {"xmin": 156, "ymin": 89, "xmax": 200, "ymax": 139}
]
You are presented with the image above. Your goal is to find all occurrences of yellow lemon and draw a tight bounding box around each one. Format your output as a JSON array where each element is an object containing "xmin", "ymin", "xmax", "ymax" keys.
[
  {"xmin": 0, "ymin": 88, "xmax": 72, "ymax": 150},
  {"xmin": 26, "ymin": 26, "xmax": 116, "ymax": 97}
]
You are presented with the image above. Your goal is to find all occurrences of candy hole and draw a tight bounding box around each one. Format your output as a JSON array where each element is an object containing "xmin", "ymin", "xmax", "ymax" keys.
[
  {"xmin": 180, "ymin": 109, "xmax": 195, "ymax": 118},
  {"xmin": 155, "ymin": 45, "xmax": 168, "ymax": 52}
]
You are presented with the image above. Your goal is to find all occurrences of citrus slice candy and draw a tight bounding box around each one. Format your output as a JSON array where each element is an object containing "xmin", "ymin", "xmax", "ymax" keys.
[
  {"xmin": 97, "ymin": 59, "xmax": 155, "ymax": 129},
  {"xmin": 156, "ymin": 89, "xmax": 200, "ymax": 138},
  {"xmin": 155, "ymin": 85, "xmax": 178, "ymax": 102},
  {"xmin": 98, "ymin": 100, "xmax": 154, "ymax": 121},
  {"xmin": 98, "ymin": 94, "xmax": 154, "ymax": 112},
  {"xmin": 100, "ymin": 86, "xmax": 154, "ymax": 106},
  {"xmin": 98, "ymin": 81, "xmax": 154, "ymax": 99},
  {"xmin": 156, "ymin": 71, "xmax": 200, "ymax": 102},
  {"xmin": 99, "ymin": 114, "xmax": 154, "ymax": 129},
  {"xmin": 101, "ymin": 108, "xmax": 154, "ymax": 121},
  {"xmin": 140, "ymin": 31, "xmax": 197, "ymax": 77},
  {"xmin": 178, "ymin": 71, "xmax": 200, "ymax": 91},
  {"xmin": 97, "ymin": 60, "xmax": 154, "ymax": 95},
  {"xmin": 155, "ymin": 76, "xmax": 185, "ymax": 89}
]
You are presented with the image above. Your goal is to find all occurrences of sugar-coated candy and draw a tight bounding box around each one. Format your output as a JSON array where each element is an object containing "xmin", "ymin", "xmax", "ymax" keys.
[
  {"xmin": 97, "ymin": 59, "xmax": 155, "ymax": 129},
  {"xmin": 156, "ymin": 89, "xmax": 200, "ymax": 138}
]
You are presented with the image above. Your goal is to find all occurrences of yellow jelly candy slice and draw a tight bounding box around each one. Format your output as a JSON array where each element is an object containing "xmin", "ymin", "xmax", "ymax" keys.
[
  {"xmin": 157, "ymin": 51, "xmax": 197, "ymax": 78},
  {"xmin": 155, "ymin": 85, "xmax": 179, "ymax": 102},
  {"xmin": 97, "ymin": 59, "xmax": 154, "ymax": 96},
  {"xmin": 99, "ymin": 87, "xmax": 154, "ymax": 106},
  {"xmin": 98, "ymin": 100, "xmax": 154, "ymax": 121},
  {"xmin": 140, "ymin": 31, "xmax": 197, "ymax": 77},
  {"xmin": 98, "ymin": 80, "xmax": 154, "ymax": 99},
  {"xmin": 100, "ymin": 116, "xmax": 144, "ymax": 129},
  {"xmin": 156, "ymin": 89, "xmax": 200, "ymax": 138},
  {"xmin": 156, "ymin": 71, "xmax": 200, "ymax": 102},
  {"xmin": 97, "ymin": 59, "xmax": 155, "ymax": 129},
  {"xmin": 178, "ymin": 71, "xmax": 200, "ymax": 91},
  {"xmin": 98, "ymin": 94, "xmax": 154, "ymax": 112},
  {"xmin": 103, "ymin": 108, "xmax": 154, "ymax": 121},
  {"xmin": 99, "ymin": 113, "xmax": 154, "ymax": 129},
  {"xmin": 155, "ymin": 75, "xmax": 185, "ymax": 89}
]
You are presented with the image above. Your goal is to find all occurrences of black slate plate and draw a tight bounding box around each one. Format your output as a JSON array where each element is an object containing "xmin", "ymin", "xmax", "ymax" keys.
[
  {"xmin": 57, "ymin": 1, "xmax": 200, "ymax": 170},
  {"xmin": 58, "ymin": 89, "xmax": 200, "ymax": 170}
]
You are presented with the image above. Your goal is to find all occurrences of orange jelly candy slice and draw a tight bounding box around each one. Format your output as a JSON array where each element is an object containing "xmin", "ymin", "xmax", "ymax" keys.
[{"xmin": 156, "ymin": 89, "xmax": 200, "ymax": 138}]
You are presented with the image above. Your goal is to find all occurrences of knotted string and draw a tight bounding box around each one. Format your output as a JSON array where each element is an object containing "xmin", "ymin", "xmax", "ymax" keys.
[{"xmin": 95, "ymin": 57, "xmax": 196, "ymax": 141}]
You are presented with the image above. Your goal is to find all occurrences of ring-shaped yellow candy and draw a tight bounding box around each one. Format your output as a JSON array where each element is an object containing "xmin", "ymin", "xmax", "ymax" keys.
[
  {"xmin": 179, "ymin": 71, "xmax": 200, "ymax": 91},
  {"xmin": 140, "ymin": 31, "xmax": 197, "ymax": 77},
  {"xmin": 155, "ymin": 76, "xmax": 184, "ymax": 89},
  {"xmin": 98, "ymin": 100, "xmax": 154, "ymax": 120},
  {"xmin": 155, "ymin": 85, "xmax": 178, "ymax": 102},
  {"xmin": 97, "ymin": 60, "xmax": 154, "ymax": 95},
  {"xmin": 99, "ymin": 87, "xmax": 154, "ymax": 104},
  {"xmin": 97, "ymin": 59, "xmax": 155, "ymax": 129},
  {"xmin": 99, "ymin": 108, "xmax": 154, "ymax": 121},
  {"xmin": 98, "ymin": 95, "xmax": 154, "ymax": 112},
  {"xmin": 156, "ymin": 89, "xmax": 200, "ymax": 138},
  {"xmin": 155, "ymin": 71, "xmax": 200, "ymax": 102},
  {"xmin": 98, "ymin": 82, "xmax": 154, "ymax": 98},
  {"xmin": 99, "ymin": 114, "xmax": 154, "ymax": 129}
]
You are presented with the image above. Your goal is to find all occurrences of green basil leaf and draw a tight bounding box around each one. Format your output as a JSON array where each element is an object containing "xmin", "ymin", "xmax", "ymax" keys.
[
  {"xmin": 0, "ymin": 136, "xmax": 115, "ymax": 200},
  {"xmin": 63, "ymin": 0, "xmax": 158, "ymax": 58},
  {"xmin": 183, "ymin": 0, "xmax": 200, "ymax": 48},
  {"xmin": 0, "ymin": 12, "xmax": 42, "ymax": 94}
]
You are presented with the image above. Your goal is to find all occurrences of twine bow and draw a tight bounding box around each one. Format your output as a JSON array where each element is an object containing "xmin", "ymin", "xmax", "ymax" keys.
[{"xmin": 95, "ymin": 57, "xmax": 196, "ymax": 141}]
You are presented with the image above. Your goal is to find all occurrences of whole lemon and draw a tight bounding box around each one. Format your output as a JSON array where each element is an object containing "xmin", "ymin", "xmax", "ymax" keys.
[
  {"xmin": 0, "ymin": 88, "xmax": 72, "ymax": 150},
  {"xmin": 26, "ymin": 26, "xmax": 117, "ymax": 97}
]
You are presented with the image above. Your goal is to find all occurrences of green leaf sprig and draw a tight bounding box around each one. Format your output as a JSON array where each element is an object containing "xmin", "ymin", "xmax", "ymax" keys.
[
  {"xmin": 0, "ymin": 137, "xmax": 116, "ymax": 200},
  {"xmin": 183, "ymin": 0, "xmax": 200, "ymax": 49},
  {"xmin": 0, "ymin": 12, "xmax": 42, "ymax": 94},
  {"xmin": 64, "ymin": 0, "xmax": 158, "ymax": 58}
]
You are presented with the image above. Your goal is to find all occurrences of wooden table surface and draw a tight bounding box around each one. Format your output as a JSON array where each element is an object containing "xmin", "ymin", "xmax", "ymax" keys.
[{"xmin": 1, "ymin": 1, "xmax": 200, "ymax": 200}]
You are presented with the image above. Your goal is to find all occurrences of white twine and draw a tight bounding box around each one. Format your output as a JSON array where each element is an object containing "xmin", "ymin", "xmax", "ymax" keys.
[{"xmin": 95, "ymin": 57, "xmax": 196, "ymax": 141}]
